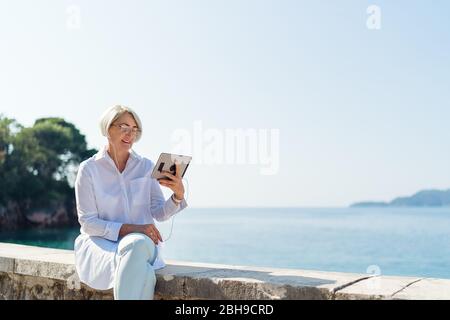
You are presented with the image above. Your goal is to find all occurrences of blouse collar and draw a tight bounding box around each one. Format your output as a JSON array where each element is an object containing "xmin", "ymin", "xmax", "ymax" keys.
[{"xmin": 94, "ymin": 145, "xmax": 142, "ymax": 162}]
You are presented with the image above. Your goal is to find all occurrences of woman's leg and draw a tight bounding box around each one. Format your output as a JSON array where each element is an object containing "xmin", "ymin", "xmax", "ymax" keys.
[{"xmin": 113, "ymin": 233, "xmax": 158, "ymax": 300}]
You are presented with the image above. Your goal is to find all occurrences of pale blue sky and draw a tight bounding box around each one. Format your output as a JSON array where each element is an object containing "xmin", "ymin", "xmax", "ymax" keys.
[{"xmin": 1, "ymin": 0, "xmax": 449, "ymax": 207}]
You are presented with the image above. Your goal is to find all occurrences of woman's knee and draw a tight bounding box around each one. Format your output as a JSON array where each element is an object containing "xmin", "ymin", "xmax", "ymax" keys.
[{"xmin": 117, "ymin": 233, "xmax": 155, "ymax": 260}]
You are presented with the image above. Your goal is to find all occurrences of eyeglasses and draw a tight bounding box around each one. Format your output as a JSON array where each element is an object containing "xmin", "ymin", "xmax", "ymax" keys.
[{"xmin": 111, "ymin": 123, "xmax": 141, "ymax": 136}]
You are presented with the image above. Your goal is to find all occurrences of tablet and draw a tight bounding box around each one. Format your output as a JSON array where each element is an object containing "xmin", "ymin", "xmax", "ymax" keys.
[{"xmin": 151, "ymin": 152, "xmax": 192, "ymax": 180}]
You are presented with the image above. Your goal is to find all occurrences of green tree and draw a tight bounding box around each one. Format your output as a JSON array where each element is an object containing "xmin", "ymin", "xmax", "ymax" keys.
[
  {"xmin": 0, "ymin": 115, "xmax": 22, "ymax": 205},
  {"xmin": 0, "ymin": 115, "xmax": 97, "ymax": 229}
]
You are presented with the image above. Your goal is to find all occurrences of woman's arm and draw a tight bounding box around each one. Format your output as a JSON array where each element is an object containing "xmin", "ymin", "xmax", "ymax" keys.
[
  {"xmin": 150, "ymin": 176, "xmax": 188, "ymax": 222},
  {"xmin": 118, "ymin": 224, "xmax": 163, "ymax": 244},
  {"xmin": 75, "ymin": 164, "xmax": 123, "ymax": 241}
]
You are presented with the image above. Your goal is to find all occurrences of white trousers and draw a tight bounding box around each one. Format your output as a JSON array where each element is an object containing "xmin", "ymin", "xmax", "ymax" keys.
[{"xmin": 113, "ymin": 233, "xmax": 158, "ymax": 300}]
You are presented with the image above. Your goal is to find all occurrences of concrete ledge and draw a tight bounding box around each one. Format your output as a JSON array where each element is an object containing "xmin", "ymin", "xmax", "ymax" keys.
[{"xmin": 1, "ymin": 242, "xmax": 449, "ymax": 300}]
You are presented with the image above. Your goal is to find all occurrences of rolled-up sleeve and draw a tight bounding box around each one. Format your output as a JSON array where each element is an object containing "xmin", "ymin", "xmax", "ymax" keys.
[
  {"xmin": 150, "ymin": 178, "xmax": 188, "ymax": 222},
  {"xmin": 75, "ymin": 164, "xmax": 123, "ymax": 241}
]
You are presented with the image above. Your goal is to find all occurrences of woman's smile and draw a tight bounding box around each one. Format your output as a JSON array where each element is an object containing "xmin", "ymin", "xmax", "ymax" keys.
[{"xmin": 121, "ymin": 138, "xmax": 132, "ymax": 146}]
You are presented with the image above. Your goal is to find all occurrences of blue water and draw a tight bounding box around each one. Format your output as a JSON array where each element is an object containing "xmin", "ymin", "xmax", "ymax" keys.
[{"xmin": 1, "ymin": 207, "xmax": 450, "ymax": 279}]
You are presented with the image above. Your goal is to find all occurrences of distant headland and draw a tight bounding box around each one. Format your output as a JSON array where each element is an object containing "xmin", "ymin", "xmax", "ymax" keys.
[{"xmin": 350, "ymin": 189, "xmax": 450, "ymax": 207}]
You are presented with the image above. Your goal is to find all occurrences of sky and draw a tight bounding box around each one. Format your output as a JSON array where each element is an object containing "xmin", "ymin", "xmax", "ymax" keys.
[{"xmin": 0, "ymin": 0, "xmax": 449, "ymax": 207}]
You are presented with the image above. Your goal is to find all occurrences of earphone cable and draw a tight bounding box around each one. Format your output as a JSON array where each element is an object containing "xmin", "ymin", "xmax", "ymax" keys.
[{"xmin": 162, "ymin": 175, "xmax": 189, "ymax": 242}]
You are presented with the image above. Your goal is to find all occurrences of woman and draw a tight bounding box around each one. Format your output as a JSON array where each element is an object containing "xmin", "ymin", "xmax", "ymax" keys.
[{"xmin": 74, "ymin": 105, "xmax": 188, "ymax": 300}]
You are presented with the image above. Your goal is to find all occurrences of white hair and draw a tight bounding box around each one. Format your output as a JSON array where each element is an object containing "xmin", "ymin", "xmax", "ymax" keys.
[{"xmin": 99, "ymin": 105, "xmax": 143, "ymax": 143}]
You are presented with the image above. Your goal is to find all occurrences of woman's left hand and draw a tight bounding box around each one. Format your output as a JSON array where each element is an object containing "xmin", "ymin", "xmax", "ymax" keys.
[{"xmin": 157, "ymin": 162, "xmax": 185, "ymax": 200}]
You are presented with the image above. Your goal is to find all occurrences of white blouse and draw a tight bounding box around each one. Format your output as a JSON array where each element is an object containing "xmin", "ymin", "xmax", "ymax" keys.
[{"xmin": 73, "ymin": 145, "xmax": 188, "ymax": 290}]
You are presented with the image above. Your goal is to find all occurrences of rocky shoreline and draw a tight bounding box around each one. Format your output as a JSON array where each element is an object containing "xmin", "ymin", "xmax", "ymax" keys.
[{"xmin": 0, "ymin": 201, "xmax": 78, "ymax": 231}]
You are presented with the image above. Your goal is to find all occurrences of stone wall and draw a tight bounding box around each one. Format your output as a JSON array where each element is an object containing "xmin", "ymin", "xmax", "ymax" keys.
[{"xmin": 1, "ymin": 242, "xmax": 449, "ymax": 300}]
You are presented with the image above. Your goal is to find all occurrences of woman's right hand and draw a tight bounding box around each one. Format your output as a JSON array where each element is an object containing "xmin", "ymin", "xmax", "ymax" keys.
[
  {"xmin": 141, "ymin": 224, "xmax": 163, "ymax": 245},
  {"xmin": 118, "ymin": 223, "xmax": 163, "ymax": 245}
]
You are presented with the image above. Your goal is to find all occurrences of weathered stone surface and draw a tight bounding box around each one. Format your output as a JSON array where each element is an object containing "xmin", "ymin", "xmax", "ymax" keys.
[
  {"xmin": 0, "ymin": 273, "xmax": 113, "ymax": 300},
  {"xmin": 0, "ymin": 242, "xmax": 74, "ymax": 264},
  {"xmin": 334, "ymin": 275, "xmax": 423, "ymax": 300},
  {"xmin": 392, "ymin": 278, "xmax": 450, "ymax": 300},
  {"xmin": 1, "ymin": 242, "xmax": 450, "ymax": 300},
  {"xmin": 156, "ymin": 262, "xmax": 372, "ymax": 299},
  {"xmin": 0, "ymin": 256, "xmax": 14, "ymax": 273}
]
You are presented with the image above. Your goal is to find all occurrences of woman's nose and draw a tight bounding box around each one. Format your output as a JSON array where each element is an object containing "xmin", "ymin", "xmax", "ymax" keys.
[{"xmin": 124, "ymin": 132, "xmax": 133, "ymax": 140}]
